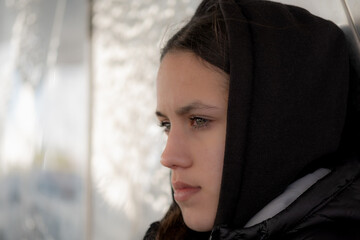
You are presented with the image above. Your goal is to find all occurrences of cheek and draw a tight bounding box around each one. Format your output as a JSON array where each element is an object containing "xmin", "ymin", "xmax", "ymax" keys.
[
  {"xmin": 180, "ymin": 121, "xmax": 227, "ymax": 231},
  {"xmin": 203, "ymin": 130, "xmax": 225, "ymax": 177},
  {"xmin": 194, "ymin": 131, "xmax": 225, "ymax": 197},
  {"xmin": 181, "ymin": 139, "xmax": 224, "ymax": 232},
  {"xmin": 203, "ymin": 147, "xmax": 224, "ymax": 181},
  {"xmin": 201, "ymin": 128, "xmax": 226, "ymax": 212}
]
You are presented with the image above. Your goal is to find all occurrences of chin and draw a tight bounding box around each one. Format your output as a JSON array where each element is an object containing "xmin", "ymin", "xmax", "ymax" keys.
[{"xmin": 182, "ymin": 211, "xmax": 214, "ymax": 232}]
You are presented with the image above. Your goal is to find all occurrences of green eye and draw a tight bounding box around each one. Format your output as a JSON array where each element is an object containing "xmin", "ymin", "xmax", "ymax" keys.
[{"xmin": 190, "ymin": 117, "xmax": 209, "ymax": 129}]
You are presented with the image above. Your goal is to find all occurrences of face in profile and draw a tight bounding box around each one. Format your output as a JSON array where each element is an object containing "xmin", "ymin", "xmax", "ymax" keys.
[{"xmin": 156, "ymin": 51, "xmax": 228, "ymax": 232}]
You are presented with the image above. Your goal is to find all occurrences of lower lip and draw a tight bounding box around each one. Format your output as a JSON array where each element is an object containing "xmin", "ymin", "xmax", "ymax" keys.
[{"xmin": 174, "ymin": 187, "xmax": 201, "ymax": 202}]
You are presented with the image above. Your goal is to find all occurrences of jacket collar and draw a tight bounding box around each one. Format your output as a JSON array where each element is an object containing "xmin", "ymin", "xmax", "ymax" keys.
[{"xmin": 211, "ymin": 158, "xmax": 360, "ymax": 239}]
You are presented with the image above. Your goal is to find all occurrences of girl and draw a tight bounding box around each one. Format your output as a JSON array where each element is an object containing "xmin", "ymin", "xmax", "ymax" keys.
[{"xmin": 145, "ymin": 0, "xmax": 360, "ymax": 239}]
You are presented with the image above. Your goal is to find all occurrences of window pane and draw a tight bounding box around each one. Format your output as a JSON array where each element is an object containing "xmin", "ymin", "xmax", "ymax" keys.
[{"xmin": 0, "ymin": 0, "xmax": 89, "ymax": 240}]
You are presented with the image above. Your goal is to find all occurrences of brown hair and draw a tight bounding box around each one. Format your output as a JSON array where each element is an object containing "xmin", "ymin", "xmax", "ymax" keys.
[
  {"xmin": 156, "ymin": 0, "xmax": 229, "ymax": 239},
  {"xmin": 161, "ymin": 0, "xmax": 229, "ymax": 73},
  {"xmin": 156, "ymin": 203, "xmax": 187, "ymax": 240}
]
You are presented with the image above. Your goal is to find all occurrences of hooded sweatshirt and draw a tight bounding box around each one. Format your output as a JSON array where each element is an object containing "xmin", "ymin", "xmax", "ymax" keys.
[
  {"xmin": 216, "ymin": 0, "xmax": 359, "ymax": 227},
  {"xmin": 144, "ymin": 0, "xmax": 360, "ymax": 239}
]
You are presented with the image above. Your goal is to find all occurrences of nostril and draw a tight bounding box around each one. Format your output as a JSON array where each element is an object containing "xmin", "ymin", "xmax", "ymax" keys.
[{"xmin": 160, "ymin": 155, "xmax": 175, "ymax": 169}]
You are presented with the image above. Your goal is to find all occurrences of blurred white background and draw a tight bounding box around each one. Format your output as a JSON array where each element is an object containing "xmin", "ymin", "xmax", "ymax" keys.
[
  {"xmin": 2, "ymin": 0, "xmax": 357, "ymax": 239},
  {"xmin": 0, "ymin": 0, "xmax": 200, "ymax": 239}
]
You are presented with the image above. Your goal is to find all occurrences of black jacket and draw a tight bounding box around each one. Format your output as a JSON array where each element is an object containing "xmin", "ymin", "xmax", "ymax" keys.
[{"xmin": 210, "ymin": 158, "xmax": 360, "ymax": 240}]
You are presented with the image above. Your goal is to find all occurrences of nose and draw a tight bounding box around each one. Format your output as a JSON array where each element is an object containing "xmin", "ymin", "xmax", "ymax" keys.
[{"xmin": 160, "ymin": 128, "xmax": 192, "ymax": 169}]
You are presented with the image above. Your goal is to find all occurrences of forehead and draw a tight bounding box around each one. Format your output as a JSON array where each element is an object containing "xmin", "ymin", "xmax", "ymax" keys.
[{"xmin": 156, "ymin": 51, "xmax": 228, "ymax": 111}]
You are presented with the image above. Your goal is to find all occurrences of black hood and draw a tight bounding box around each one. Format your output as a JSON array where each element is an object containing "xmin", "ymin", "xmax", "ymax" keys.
[{"xmin": 215, "ymin": 0, "xmax": 360, "ymax": 228}]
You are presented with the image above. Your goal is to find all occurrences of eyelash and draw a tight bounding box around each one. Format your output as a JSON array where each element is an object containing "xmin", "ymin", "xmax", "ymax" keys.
[{"xmin": 158, "ymin": 116, "xmax": 210, "ymax": 133}]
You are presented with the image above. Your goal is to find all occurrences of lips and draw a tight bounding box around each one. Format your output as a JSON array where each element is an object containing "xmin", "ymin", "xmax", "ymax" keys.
[{"xmin": 172, "ymin": 181, "xmax": 201, "ymax": 202}]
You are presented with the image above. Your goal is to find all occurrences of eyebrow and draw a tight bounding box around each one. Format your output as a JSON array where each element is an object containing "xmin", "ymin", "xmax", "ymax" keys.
[{"xmin": 155, "ymin": 101, "xmax": 219, "ymax": 118}]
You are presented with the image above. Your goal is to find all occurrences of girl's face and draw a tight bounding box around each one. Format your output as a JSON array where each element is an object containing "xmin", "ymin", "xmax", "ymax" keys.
[{"xmin": 156, "ymin": 51, "xmax": 228, "ymax": 231}]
